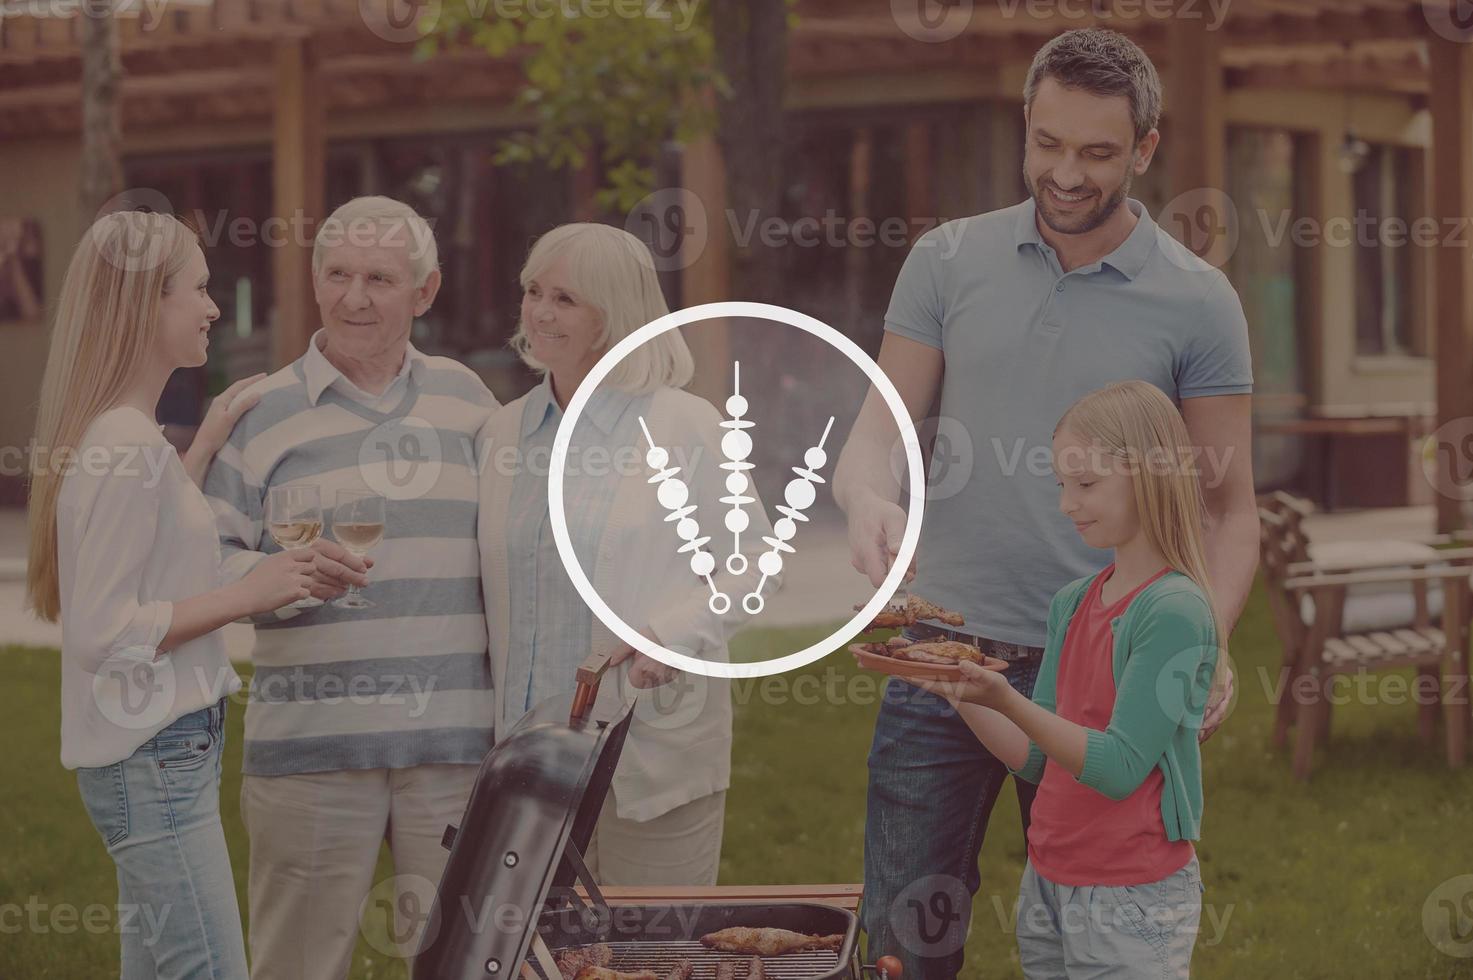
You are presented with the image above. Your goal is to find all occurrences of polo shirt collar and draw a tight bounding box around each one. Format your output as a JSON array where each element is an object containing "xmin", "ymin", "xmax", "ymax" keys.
[
  {"xmin": 303, "ymin": 328, "xmax": 425, "ymax": 406},
  {"xmin": 1014, "ymin": 196, "xmax": 1157, "ymax": 281}
]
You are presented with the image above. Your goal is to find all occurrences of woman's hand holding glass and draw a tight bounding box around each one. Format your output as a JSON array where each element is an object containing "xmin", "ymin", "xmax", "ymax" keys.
[{"xmin": 233, "ymin": 549, "xmax": 316, "ymax": 614}]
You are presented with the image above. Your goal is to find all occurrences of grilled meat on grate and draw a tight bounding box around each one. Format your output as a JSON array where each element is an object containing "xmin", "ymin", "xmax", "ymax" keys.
[
  {"xmin": 571, "ymin": 958, "xmax": 695, "ymax": 980},
  {"xmin": 698, "ymin": 929, "xmax": 844, "ymax": 957},
  {"xmin": 558, "ymin": 944, "xmax": 614, "ymax": 980}
]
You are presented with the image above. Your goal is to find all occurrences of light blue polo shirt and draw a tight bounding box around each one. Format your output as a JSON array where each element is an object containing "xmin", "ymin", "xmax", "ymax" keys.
[{"xmin": 885, "ymin": 197, "xmax": 1252, "ymax": 648}]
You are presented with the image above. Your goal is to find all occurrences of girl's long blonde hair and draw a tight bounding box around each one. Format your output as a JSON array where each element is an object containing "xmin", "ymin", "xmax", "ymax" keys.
[
  {"xmin": 26, "ymin": 211, "xmax": 199, "ymax": 622},
  {"xmin": 1055, "ymin": 380, "xmax": 1228, "ymax": 694}
]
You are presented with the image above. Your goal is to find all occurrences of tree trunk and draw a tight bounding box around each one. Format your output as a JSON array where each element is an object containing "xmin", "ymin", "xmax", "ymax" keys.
[
  {"xmin": 712, "ymin": 0, "xmax": 788, "ymax": 305},
  {"xmin": 79, "ymin": 4, "xmax": 123, "ymax": 224}
]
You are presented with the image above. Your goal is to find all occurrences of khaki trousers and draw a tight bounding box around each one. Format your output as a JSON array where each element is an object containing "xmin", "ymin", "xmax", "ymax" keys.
[
  {"xmin": 240, "ymin": 764, "xmax": 479, "ymax": 980},
  {"xmin": 583, "ymin": 791, "xmax": 727, "ymax": 887}
]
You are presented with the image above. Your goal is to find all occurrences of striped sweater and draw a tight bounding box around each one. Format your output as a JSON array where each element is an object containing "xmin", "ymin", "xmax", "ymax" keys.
[{"xmin": 203, "ymin": 341, "xmax": 498, "ymax": 776}]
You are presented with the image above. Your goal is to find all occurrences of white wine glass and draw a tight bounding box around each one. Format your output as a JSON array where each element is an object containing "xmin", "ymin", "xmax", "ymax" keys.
[
  {"xmin": 331, "ymin": 490, "xmax": 385, "ymax": 611},
  {"xmin": 267, "ymin": 483, "xmax": 324, "ymax": 609}
]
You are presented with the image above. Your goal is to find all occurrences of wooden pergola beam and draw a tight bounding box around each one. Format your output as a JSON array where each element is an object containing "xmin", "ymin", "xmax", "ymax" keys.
[
  {"xmin": 1428, "ymin": 34, "xmax": 1473, "ymax": 532},
  {"xmin": 270, "ymin": 36, "xmax": 324, "ymax": 370},
  {"xmin": 1165, "ymin": 11, "xmax": 1228, "ymax": 265},
  {"xmin": 1226, "ymin": 6, "xmax": 1430, "ymax": 45},
  {"xmin": 1226, "ymin": 57, "xmax": 1429, "ymax": 94}
]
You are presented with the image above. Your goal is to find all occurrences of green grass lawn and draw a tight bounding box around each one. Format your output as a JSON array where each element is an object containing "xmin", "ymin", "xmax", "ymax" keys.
[{"xmin": 4, "ymin": 576, "xmax": 1473, "ymax": 978}]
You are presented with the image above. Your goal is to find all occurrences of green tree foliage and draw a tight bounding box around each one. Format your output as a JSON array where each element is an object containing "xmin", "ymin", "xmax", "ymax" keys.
[{"xmin": 419, "ymin": 2, "xmax": 727, "ymax": 213}]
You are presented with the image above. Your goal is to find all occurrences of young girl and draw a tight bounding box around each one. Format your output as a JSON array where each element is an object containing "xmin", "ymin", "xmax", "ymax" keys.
[
  {"xmin": 27, "ymin": 211, "xmax": 317, "ymax": 979},
  {"xmin": 919, "ymin": 380, "xmax": 1223, "ymax": 979}
]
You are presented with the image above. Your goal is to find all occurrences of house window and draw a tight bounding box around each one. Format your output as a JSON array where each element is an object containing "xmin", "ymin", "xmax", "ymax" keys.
[{"xmin": 1352, "ymin": 143, "xmax": 1425, "ymax": 358}]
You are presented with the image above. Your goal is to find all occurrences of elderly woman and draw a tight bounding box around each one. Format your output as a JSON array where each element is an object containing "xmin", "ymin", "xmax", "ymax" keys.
[{"xmin": 478, "ymin": 223, "xmax": 768, "ymax": 885}]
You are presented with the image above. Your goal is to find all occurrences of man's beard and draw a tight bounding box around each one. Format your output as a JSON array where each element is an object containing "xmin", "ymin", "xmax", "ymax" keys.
[{"xmin": 1025, "ymin": 167, "xmax": 1131, "ymax": 236}]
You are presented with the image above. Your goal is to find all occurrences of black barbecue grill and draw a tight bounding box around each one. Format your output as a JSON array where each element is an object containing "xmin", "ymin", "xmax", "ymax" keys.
[{"xmin": 412, "ymin": 652, "xmax": 898, "ymax": 980}]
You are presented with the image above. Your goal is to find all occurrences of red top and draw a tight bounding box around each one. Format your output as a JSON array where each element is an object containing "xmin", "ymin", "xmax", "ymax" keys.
[{"xmin": 1026, "ymin": 563, "xmax": 1195, "ymax": 886}]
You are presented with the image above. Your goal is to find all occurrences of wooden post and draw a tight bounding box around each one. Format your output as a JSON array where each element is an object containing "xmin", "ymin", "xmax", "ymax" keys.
[
  {"xmin": 1165, "ymin": 14, "xmax": 1227, "ymax": 266},
  {"xmin": 845, "ymin": 127, "xmax": 873, "ymax": 326},
  {"xmin": 903, "ymin": 121, "xmax": 933, "ymax": 234},
  {"xmin": 1294, "ymin": 133, "xmax": 1327, "ymax": 421},
  {"xmin": 678, "ymin": 118, "xmax": 731, "ymax": 407},
  {"xmin": 271, "ymin": 37, "xmax": 325, "ymax": 370},
  {"xmin": 1428, "ymin": 36, "xmax": 1473, "ymax": 534},
  {"xmin": 987, "ymin": 102, "xmax": 1022, "ymax": 210},
  {"xmin": 78, "ymin": 9, "xmax": 122, "ymax": 222}
]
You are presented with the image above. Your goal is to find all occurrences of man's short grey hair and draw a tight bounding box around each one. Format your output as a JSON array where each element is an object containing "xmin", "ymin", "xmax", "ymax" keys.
[
  {"xmin": 312, "ymin": 196, "xmax": 439, "ymax": 287},
  {"xmin": 1023, "ymin": 28, "xmax": 1162, "ymax": 144}
]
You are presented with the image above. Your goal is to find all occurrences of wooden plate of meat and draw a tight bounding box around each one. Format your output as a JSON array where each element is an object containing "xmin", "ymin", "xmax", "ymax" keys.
[{"xmin": 849, "ymin": 636, "xmax": 1008, "ymax": 682}]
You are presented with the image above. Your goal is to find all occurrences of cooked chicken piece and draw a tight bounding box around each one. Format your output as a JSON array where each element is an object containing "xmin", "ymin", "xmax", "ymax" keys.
[
  {"xmin": 557, "ymin": 945, "xmax": 613, "ymax": 980},
  {"xmin": 662, "ymin": 961, "xmax": 693, "ymax": 980},
  {"xmin": 867, "ymin": 609, "xmax": 911, "ymax": 629},
  {"xmin": 714, "ymin": 961, "xmax": 767, "ymax": 980},
  {"xmin": 908, "ymin": 595, "xmax": 965, "ymax": 627},
  {"xmin": 698, "ymin": 928, "xmax": 843, "ymax": 956},
  {"xmin": 892, "ymin": 640, "xmax": 984, "ymax": 665},
  {"xmin": 572, "ymin": 969, "xmax": 657, "ymax": 980},
  {"xmin": 862, "ymin": 594, "xmax": 965, "ymax": 631}
]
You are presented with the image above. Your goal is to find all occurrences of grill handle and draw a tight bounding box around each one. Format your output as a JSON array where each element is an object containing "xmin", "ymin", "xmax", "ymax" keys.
[
  {"xmin": 570, "ymin": 649, "xmax": 617, "ymax": 724},
  {"xmin": 862, "ymin": 956, "xmax": 904, "ymax": 980}
]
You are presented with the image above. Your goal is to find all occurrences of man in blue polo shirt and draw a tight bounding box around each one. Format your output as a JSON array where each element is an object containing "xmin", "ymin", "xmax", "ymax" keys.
[{"xmin": 833, "ymin": 28, "xmax": 1259, "ymax": 979}]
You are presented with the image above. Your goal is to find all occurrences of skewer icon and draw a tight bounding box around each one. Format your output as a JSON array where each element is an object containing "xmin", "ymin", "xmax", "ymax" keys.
[
  {"xmin": 639, "ymin": 416, "xmax": 731, "ymax": 615},
  {"xmin": 718, "ymin": 361, "xmax": 756, "ymax": 575},
  {"xmin": 742, "ymin": 415, "xmax": 835, "ymax": 616}
]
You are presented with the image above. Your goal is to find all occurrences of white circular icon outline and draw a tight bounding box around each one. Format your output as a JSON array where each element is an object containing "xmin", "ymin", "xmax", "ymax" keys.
[{"xmin": 547, "ymin": 301, "xmax": 925, "ymax": 679}]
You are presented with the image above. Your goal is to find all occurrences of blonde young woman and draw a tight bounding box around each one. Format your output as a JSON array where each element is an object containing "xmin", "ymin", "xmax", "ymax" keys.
[
  {"xmin": 913, "ymin": 380, "xmax": 1224, "ymax": 979},
  {"xmin": 27, "ymin": 211, "xmax": 316, "ymax": 979},
  {"xmin": 478, "ymin": 223, "xmax": 770, "ymax": 885}
]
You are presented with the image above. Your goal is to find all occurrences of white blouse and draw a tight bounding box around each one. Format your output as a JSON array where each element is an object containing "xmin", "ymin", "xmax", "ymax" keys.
[{"xmin": 56, "ymin": 407, "xmax": 242, "ymax": 770}]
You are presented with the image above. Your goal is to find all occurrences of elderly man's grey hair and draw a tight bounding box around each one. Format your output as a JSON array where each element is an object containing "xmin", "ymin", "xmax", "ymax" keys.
[{"xmin": 312, "ymin": 196, "xmax": 439, "ymax": 287}]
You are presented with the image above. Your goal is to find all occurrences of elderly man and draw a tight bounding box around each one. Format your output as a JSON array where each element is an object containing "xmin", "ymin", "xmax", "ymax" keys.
[{"xmin": 204, "ymin": 196, "xmax": 499, "ymax": 979}]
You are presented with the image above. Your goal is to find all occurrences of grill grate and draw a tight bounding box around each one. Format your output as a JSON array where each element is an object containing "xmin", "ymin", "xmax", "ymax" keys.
[{"xmin": 553, "ymin": 941, "xmax": 843, "ymax": 980}]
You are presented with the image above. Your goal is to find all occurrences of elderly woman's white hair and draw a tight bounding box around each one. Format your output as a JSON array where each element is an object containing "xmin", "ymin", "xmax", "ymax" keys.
[
  {"xmin": 511, "ymin": 223, "xmax": 694, "ymax": 393},
  {"xmin": 312, "ymin": 196, "xmax": 439, "ymax": 287}
]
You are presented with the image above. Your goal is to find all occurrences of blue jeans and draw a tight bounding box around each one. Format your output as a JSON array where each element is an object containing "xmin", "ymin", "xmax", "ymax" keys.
[
  {"xmin": 862, "ymin": 633, "xmax": 1044, "ymax": 980},
  {"xmin": 1015, "ymin": 856, "xmax": 1204, "ymax": 979},
  {"xmin": 75, "ymin": 697, "xmax": 248, "ymax": 980}
]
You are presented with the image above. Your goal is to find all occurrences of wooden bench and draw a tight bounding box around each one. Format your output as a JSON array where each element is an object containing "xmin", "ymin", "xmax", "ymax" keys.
[{"xmin": 1259, "ymin": 491, "xmax": 1473, "ymax": 779}]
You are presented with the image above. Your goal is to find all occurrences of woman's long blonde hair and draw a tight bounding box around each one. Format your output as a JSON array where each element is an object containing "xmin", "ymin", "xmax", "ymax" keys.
[
  {"xmin": 1055, "ymin": 380, "xmax": 1228, "ymax": 694},
  {"xmin": 26, "ymin": 211, "xmax": 199, "ymax": 622},
  {"xmin": 510, "ymin": 222, "xmax": 693, "ymax": 393}
]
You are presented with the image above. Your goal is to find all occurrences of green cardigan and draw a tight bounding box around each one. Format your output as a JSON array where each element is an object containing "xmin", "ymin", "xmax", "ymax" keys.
[{"xmin": 1008, "ymin": 569, "xmax": 1219, "ymax": 842}]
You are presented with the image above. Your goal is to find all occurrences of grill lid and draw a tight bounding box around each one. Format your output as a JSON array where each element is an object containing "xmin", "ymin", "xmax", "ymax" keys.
[{"xmin": 413, "ymin": 656, "xmax": 635, "ymax": 980}]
